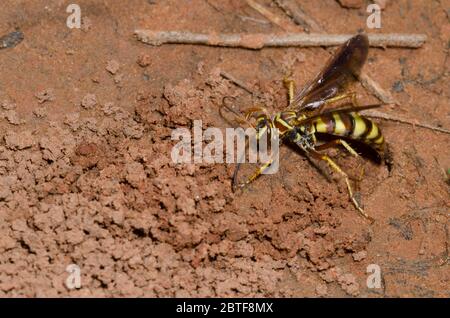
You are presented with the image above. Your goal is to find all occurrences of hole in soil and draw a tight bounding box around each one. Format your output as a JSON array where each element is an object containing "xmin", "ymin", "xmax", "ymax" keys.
[{"xmin": 132, "ymin": 228, "xmax": 146, "ymax": 237}]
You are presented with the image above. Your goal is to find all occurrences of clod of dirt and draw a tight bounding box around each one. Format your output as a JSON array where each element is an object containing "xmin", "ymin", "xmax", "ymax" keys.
[
  {"xmin": 4, "ymin": 131, "xmax": 35, "ymax": 150},
  {"xmin": 35, "ymin": 88, "xmax": 55, "ymax": 104},
  {"xmin": 39, "ymin": 136, "xmax": 64, "ymax": 162},
  {"xmin": 72, "ymin": 142, "xmax": 102, "ymax": 169},
  {"xmin": 106, "ymin": 60, "xmax": 120, "ymax": 75},
  {"xmin": 336, "ymin": 0, "xmax": 363, "ymax": 9},
  {"xmin": 33, "ymin": 107, "xmax": 47, "ymax": 118},
  {"xmin": 101, "ymin": 102, "xmax": 119, "ymax": 115},
  {"xmin": 337, "ymin": 273, "xmax": 360, "ymax": 296},
  {"xmin": 1, "ymin": 110, "xmax": 25, "ymax": 125},
  {"xmin": 125, "ymin": 162, "xmax": 146, "ymax": 188},
  {"xmin": 137, "ymin": 53, "xmax": 151, "ymax": 67},
  {"xmin": 320, "ymin": 267, "xmax": 360, "ymax": 296},
  {"xmin": 81, "ymin": 17, "xmax": 92, "ymax": 32},
  {"xmin": 81, "ymin": 94, "xmax": 97, "ymax": 109},
  {"xmin": 65, "ymin": 229, "xmax": 85, "ymax": 245},
  {"xmin": 1, "ymin": 101, "xmax": 16, "ymax": 110},
  {"xmin": 352, "ymin": 250, "xmax": 367, "ymax": 262}
]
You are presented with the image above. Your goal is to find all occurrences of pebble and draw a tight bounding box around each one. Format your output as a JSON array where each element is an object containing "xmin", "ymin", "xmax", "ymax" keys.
[{"xmin": 106, "ymin": 59, "xmax": 120, "ymax": 75}]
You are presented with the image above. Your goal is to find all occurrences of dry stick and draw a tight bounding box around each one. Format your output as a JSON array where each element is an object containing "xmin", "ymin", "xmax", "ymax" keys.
[
  {"xmin": 274, "ymin": 0, "xmax": 397, "ymax": 104},
  {"xmin": 220, "ymin": 71, "xmax": 255, "ymax": 95},
  {"xmin": 273, "ymin": 0, "xmax": 322, "ymax": 33},
  {"xmin": 361, "ymin": 110, "xmax": 450, "ymax": 135},
  {"xmin": 245, "ymin": 0, "xmax": 297, "ymax": 32},
  {"xmin": 135, "ymin": 30, "xmax": 427, "ymax": 49},
  {"xmin": 358, "ymin": 73, "xmax": 396, "ymax": 104}
]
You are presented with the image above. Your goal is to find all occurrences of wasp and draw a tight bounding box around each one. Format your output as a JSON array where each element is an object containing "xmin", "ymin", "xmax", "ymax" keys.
[{"xmin": 221, "ymin": 34, "xmax": 385, "ymax": 221}]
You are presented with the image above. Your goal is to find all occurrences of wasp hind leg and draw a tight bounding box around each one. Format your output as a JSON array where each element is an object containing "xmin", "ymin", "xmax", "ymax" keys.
[
  {"xmin": 315, "ymin": 139, "xmax": 366, "ymax": 184},
  {"xmin": 308, "ymin": 149, "xmax": 374, "ymax": 223},
  {"xmin": 315, "ymin": 139, "xmax": 359, "ymax": 157},
  {"xmin": 324, "ymin": 92, "xmax": 358, "ymax": 107}
]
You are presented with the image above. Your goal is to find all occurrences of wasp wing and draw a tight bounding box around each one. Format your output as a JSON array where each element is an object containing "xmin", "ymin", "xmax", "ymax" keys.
[{"xmin": 288, "ymin": 33, "xmax": 369, "ymax": 115}]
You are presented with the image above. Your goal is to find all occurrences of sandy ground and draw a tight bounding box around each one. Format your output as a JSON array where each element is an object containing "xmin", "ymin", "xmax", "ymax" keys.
[{"xmin": 0, "ymin": 0, "xmax": 448, "ymax": 297}]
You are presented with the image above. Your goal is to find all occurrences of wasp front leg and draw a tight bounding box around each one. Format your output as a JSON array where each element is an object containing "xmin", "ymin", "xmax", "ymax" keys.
[
  {"xmin": 243, "ymin": 106, "xmax": 270, "ymax": 121},
  {"xmin": 233, "ymin": 117, "xmax": 278, "ymax": 191},
  {"xmin": 220, "ymin": 97, "xmax": 256, "ymax": 129},
  {"xmin": 233, "ymin": 155, "xmax": 276, "ymax": 191}
]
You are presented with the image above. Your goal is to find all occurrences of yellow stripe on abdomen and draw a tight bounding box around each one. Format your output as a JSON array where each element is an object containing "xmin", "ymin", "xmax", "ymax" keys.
[
  {"xmin": 351, "ymin": 113, "xmax": 367, "ymax": 138},
  {"xmin": 373, "ymin": 134, "xmax": 384, "ymax": 145},
  {"xmin": 314, "ymin": 117, "xmax": 328, "ymax": 133},
  {"xmin": 365, "ymin": 122, "xmax": 379, "ymax": 140},
  {"xmin": 332, "ymin": 113, "xmax": 346, "ymax": 135}
]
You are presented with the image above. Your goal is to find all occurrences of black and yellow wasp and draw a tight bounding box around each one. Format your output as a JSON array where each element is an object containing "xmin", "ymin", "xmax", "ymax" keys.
[{"xmin": 221, "ymin": 33, "xmax": 385, "ymax": 221}]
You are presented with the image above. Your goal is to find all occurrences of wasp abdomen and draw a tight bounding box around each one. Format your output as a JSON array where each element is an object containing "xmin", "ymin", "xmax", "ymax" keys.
[{"xmin": 312, "ymin": 112, "xmax": 384, "ymax": 150}]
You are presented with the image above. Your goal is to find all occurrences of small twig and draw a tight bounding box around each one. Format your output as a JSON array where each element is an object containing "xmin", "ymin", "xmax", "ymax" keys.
[
  {"xmin": 238, "ymin": 15, "xmax": 271, "ymax": 25},
  {"xmin": 245, "ymin": 0, "xmax": 298, "ymax": 32},
  {"xmin": 204, "ymin": 0, "xmax": 222, "ymax": 13},
  {"xmin": 274, "ymin": 0, "xmax": 322, "ymax": 33},
  {"xmin": 361, "ymin": 110, "xmax": 450, "ymax": 135},
  {"xmin": 358, "ymin": 72, "xmax": 396, "ymax": 104},
  {"xmin": 220, "ymin": 71, "xmax": 255, "ymax": 95},
  {"xmin": 135, "ymin": 30, "xmax": 427, "ymax": 49}
]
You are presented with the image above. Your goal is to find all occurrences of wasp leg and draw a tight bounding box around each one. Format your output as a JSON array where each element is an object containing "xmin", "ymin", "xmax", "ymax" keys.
[
  {"xmin": 233, "ymin": 123, "xmax": 279, "ymax": 191},
  {"xmin": 243, "ymin": 106, "xmax": 270, "ymax": 121},
  {"xmin": 314, "ymin": 138, "xmax": 366, "ymax": 188},
  {"xmin": 315, "ymin": 139, "xmax": 359, "ymax": 157},
  {"xmin": 283, "ymin": 74, "xmax": 296, "ymax": 105},
  {"xmin": 324, "ymin": 92, "xmax": 358, "ymax": 107},
  {"xmin": 219, "ymin": 99, "xmax": 256, "ymax": 129},
  {"xmin": 234, "ymin": 157, "xmax": 275, "ymax": 191},
  {"xmin": 315, "ymin": 139, "xmax": 366, "ymax": 181},
  {"xmin": 308, "ymin": 149, "xmax": 374, "ymax": 223}
]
